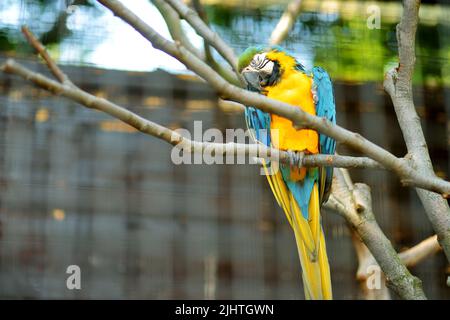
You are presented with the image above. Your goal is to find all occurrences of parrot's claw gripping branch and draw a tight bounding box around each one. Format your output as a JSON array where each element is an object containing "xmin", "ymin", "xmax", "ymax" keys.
[{"xmin": 285, "ymin": 150, "xmax": 304, "ymax": 169}]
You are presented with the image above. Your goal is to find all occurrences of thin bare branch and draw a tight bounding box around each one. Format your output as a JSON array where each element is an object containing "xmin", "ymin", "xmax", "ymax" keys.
[
  {"xmin": 399, "ymin": 235, "xmax": 441, "ymax": 267},
  {"xmin": 21, "ymin": 25, "xmax": 73, "ymax": 86},
  {"xmin": 1, "ymin": 59, "xmax": 384, "ymax": 171},
  {"xmin": 152, "ymin": 0, "xmax": 203, "ymax": 58},
  {"xmin": 152, "ymin": 0, "xmax": 239, "ymax": 85},
  {"xmin": 269, "ymin": 0, "xmax": 302, "ymax": 46},
  {"xmin": 95, "ymin": 0, "xmax": 450, "ymax": 195},
  {"xmin": 383, "ymin": 0, "xmax": 450, "ymax": 263},
  {"xmin": 164, "ymin": 0, "xmax": 241, "ymax": 78}
]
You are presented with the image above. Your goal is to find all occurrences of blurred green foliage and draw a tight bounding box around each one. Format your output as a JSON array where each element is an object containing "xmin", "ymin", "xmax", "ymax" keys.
[
  {"xmin": 204, "ymin": 3, "xmax": 449, "ymax": 86},
  {"xmin": 39, "ymin": 0, "xmax": 94, "ymax": 45},
  {"xmin": 0, "ymin": 0, "xmax": 448, "ymax": 86},
  {"xmin": 308, "ymin": 18, "xmax": 395, "ymax": 82},
  {"xmin": 0, "ymin": 0, "xmax": 98, "ymax": 55}
]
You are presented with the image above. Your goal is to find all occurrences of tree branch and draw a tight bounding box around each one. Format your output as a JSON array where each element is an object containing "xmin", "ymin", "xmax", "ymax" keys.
[
  {"xmin": 383, "ymin": 0, "xmax": 450, "ymax": 263},
  {"xmin": 151, "ymin": 0, "xmax": 240, "ymax": 86},
  {"xmin": 1, "ymin": 59, "xmax": 385, "ymax": 171},
  {"xmin": 349, "ymin": 229, "xmax": 391, "ymax": 300},
  {"xmin": 327, "ymin": 170, "xmax": 441, "ymax": 269},
  {"xmin": 3, "ymin": 5, "xmax": 444, "ymax": 299},
  {"xmin": 95, "ymin": 0, "xmax": 450, "ymax": 196},
  {"xmin": 399, "ymin": 235, "xmax": 441, "ymax": 267},
  {"xmin": 269, "ymin": 0, "xmax": 302, "ymax": 46},
  {"xmin": 164, "ymin": 0, "xmax": 241, "ymax": 78},
  {"xmin": 349, "ymin": 231, "xmax": 441, "ymax": 299},
  {"xmin": 325, "ymin": 168, "xmax": 427, "ymax": 300},
  {"xmin": 152, "ymin": 0, "xmax": 203, "ymax": 59},
  {"xmin": 21, "ymin": 25, "xmax": 73, "ymax": 86}
]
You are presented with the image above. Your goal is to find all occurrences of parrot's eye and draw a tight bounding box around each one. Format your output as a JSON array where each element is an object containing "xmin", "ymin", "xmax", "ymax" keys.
[{"xmin": 242, "ymin": 53, "xmax": 280, "ymax": 91}]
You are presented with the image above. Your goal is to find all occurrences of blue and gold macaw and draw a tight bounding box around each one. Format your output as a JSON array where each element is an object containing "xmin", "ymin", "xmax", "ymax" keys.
[{"xmin": 238, "ymin": 46, "xmax": 336, "ymax": 300}]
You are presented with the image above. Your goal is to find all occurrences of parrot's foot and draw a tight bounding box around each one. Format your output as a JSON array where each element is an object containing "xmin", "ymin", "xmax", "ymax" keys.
[{"xmin": 286, "ymin": 151, "xmax": 305, "ymax": 168}]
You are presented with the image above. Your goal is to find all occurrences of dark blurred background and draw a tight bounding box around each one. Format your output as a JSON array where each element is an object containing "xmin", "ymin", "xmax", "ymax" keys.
[{"xmin": 0, "ymin": 0, "xmax": 448, "ymax": 299}]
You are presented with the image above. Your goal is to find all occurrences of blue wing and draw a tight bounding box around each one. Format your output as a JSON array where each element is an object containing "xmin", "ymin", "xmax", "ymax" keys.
[
  {"xmin": 244, "ymin": 106, "xmax": 271, "ymax": 146},
  {"xmin": 312, "ymin": 67, "xmax": 337, "ymax": 203}
]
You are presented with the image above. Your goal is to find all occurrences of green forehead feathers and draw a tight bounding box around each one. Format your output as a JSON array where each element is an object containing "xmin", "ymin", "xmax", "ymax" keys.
[
  {"xmin": 237, "ymin": 45, "xmax": 289, "ymax": 72},
  {"xmin": 237, "ymin": 46, "xmax": 263, "ymax": 72}
]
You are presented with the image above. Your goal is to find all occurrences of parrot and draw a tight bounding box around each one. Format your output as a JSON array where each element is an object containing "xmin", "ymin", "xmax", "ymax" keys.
[{"xmin": 238, "ymin": 46, "xmax": 336, "ymax": 300}]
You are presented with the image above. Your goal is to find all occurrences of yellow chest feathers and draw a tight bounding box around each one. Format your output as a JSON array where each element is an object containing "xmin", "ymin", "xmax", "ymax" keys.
[{"xmin": 265, "ymin": 69, "xmax": 319, "ymax": 154}]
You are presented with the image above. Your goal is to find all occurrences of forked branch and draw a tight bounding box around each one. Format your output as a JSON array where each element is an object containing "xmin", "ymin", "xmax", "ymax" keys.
[{"xmin": 95, "ymin": 0, "xmax": 450, "ymax": 196}]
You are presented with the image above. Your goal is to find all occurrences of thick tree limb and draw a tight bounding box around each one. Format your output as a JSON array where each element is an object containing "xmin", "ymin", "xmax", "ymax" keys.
[
  {"xmin": 269, "ymin": 0, "xmax": 302, "ymax": 46},
  {"xmin": 349, "ymin": 231, "xmax": 441, "ymax": 299},
  {"xmin": 327, "ymin": 170, "xmax": 441, "ymax": 269},
  {"xmin": 325, "ymin": 169, "xmax": 427, "ymax": 300},
  {"xmin": 351, "ymin": 231, "xmax": 440, "ymax": 299},
  {"xmin": 350, "ymin": 229, "xmax": 391, "ymax": 300},
  {"xmin": 383, "ymin": 0, "xmax": 450, "ymax": 263},
  {"xmin": 95, "ymin": 0, "xmax": 450, "ymax": 195}
]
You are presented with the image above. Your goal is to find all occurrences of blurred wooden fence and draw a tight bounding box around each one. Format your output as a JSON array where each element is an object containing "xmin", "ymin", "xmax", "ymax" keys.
[{"xmin": 0, "ymin": 59, "xmax": 448, "ymax": 299}]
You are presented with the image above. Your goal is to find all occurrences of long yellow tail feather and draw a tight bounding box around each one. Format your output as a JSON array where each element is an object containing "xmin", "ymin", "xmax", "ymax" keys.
[{"xmin": 261, "ymin": 161, "xmax": 332, "ymax": 300}]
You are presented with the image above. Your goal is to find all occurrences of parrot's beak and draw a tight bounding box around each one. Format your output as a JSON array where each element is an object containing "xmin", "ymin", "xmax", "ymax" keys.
[{"xmin": 242, "ymin": 69, "xmax": 262, "ymax": 92}]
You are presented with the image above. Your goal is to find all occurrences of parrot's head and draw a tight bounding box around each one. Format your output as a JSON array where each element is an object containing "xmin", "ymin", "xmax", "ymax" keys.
[{"xmin": 238, "ymin": 46, "xmax": 303, "ymax": 92}]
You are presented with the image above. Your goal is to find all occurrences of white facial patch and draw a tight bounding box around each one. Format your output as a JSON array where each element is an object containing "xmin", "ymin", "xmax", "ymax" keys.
[{"xmin": 250, "ymin": 53, "xmax": 274, "ymax": 75}]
